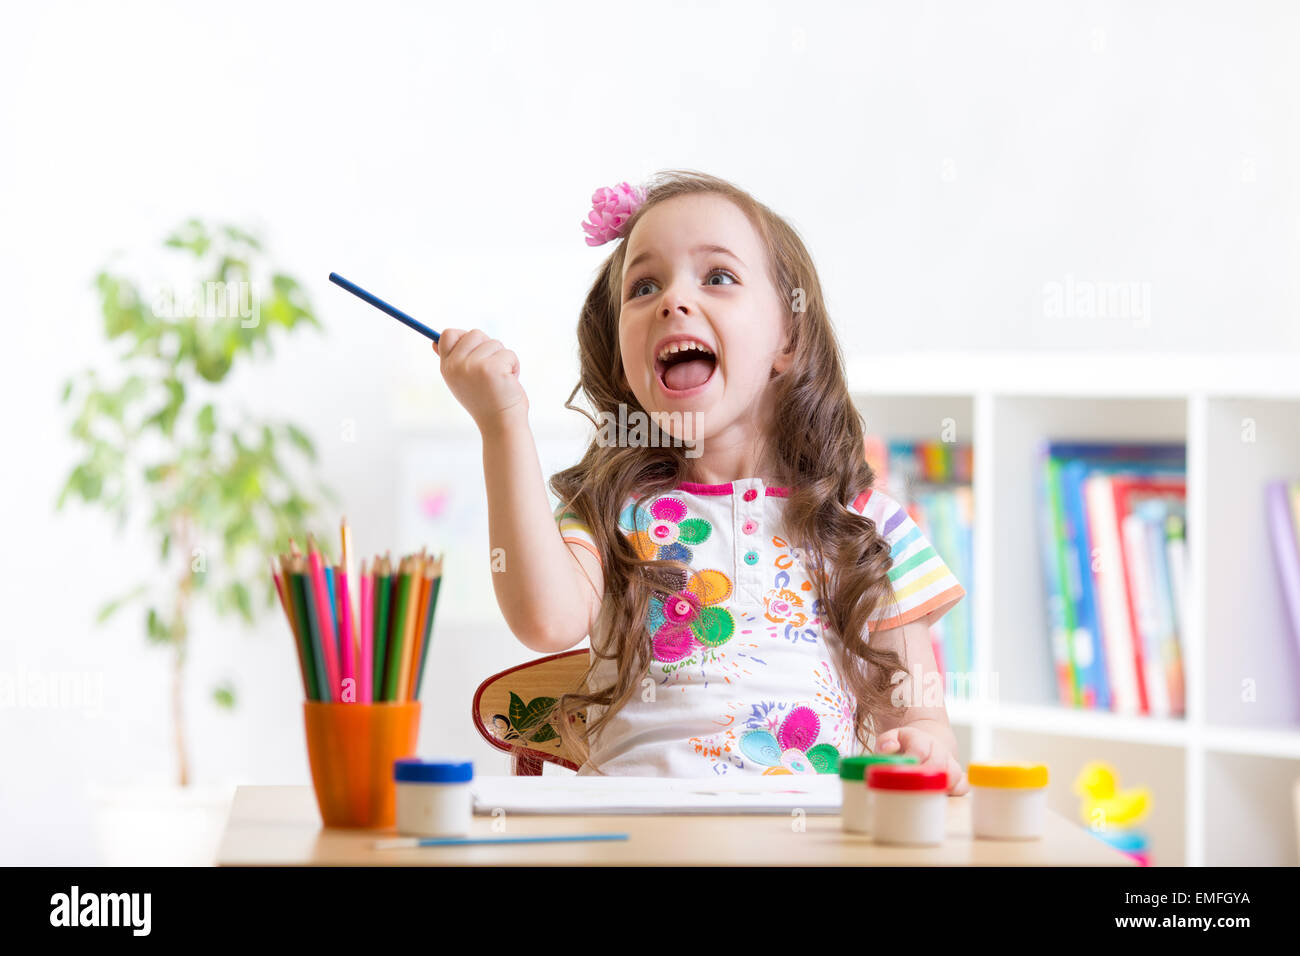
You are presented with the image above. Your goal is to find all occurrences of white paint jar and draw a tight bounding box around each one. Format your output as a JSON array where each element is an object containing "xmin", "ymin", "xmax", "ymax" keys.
[
  {"xmin": 868, "ymin": 766, "xmax": 949, "ymax": 846},
  {"xmin": 968, "ymin": 763, "xmax": 1048, "ymax": 840},
  {"xmin": 839, "ymin": 755, "xmax": 918, "ymax": 834},
  {"xmin": 393, "ymin": 757, "xmax": 474, "ymax": 837}
]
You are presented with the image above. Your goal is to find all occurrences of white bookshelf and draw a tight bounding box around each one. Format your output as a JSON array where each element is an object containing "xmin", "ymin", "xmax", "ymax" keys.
[{"xmin": 848, "ymin": 351, "xmax": 1300, "ymax": 867}]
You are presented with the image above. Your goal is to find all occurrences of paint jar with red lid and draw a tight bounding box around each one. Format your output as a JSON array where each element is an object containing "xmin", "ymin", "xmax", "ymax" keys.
[{"xmin": 867, "ymin": 765, "xmax": 949, "ymax": 846}]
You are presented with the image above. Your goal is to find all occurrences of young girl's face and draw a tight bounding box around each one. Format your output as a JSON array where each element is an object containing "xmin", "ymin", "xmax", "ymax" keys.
[{"xmin": 617, "ymin": 193, "xmax": 791, "ymax": 446}]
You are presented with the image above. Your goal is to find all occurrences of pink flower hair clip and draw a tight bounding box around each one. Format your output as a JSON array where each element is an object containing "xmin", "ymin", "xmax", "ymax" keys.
[{"xmin": 581, "ymin": 181, "xmax": 646, "ymax": 246}]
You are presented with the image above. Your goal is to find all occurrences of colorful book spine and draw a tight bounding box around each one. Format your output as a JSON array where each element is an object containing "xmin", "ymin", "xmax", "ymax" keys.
[
  {"xmin": 1084, "ymin": 474, "xmax": 1144, "ymax": 715},
  {"xmin": 1138, "ymin": 499, "xmax": 1184, "ymax": 715},
  {"xmin": 1266, "ymin": 480, "xmax": 1300, "ymax": 652},
  {"xmin": 1061, "ymin": 458, "xmax": 1105, "ymax": 710},
  {"xmin": 1040, "ymin": 449, "xmax": 1081, "ymax": 707},
  {"xmin": 935, "ymin": 490, "xmax": 967, "ymax": 677},
  {"xmin": 1122, "ymin": 510, "xmax": 1169, "ymax": 718}
]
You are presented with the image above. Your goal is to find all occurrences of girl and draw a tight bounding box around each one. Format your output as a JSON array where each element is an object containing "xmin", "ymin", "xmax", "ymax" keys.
[{"xmin": 433, "ymin": 169, "xmax": 969, "ymax": 791}]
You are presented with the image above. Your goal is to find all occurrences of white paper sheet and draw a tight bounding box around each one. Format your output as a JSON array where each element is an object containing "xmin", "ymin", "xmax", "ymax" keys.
[{"xmin": 470, "ymin": 774, "xmax": 843, "ymax": 815}]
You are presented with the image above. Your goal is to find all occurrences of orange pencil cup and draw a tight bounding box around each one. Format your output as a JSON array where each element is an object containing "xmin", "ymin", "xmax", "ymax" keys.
[{"xmin": 303, "ymin": 701, "xmax": 421, "ymax": 828}]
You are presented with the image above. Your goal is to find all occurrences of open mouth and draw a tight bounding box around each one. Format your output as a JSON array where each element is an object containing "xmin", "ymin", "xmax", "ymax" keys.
[{"xmin": 654, "ymin": 342, "xmax": 717, "ymax": 396}]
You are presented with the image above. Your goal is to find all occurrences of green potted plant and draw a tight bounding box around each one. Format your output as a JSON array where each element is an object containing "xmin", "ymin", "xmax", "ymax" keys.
[{"xmin": 56, "ymin": 219, "xmax": 337, "ymax": 863}]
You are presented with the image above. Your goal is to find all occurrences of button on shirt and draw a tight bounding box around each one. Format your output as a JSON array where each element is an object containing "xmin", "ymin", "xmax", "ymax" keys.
[{"xmin": 554, "ymin": 479, "xmax": 965, "ymax": 776}]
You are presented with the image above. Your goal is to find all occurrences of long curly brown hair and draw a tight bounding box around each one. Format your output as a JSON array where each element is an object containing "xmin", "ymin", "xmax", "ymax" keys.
[{"xmin": 538, "ymin": 169, "xmax": 908, "ymax": 774}]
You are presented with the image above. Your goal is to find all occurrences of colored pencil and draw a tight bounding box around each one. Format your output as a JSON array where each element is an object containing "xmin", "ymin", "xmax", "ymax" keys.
[
  {"xmin": 324, "ymin": 565, "xmax": 338, "ymax": 637},
  {"xmin": 307, "ymin": 537, "xmax": 341, "ymax": 702},
  {"xmin": 374, "ymin": 555, "xmax": 392, "ymax": 702},
  {"xmin": 328, "ymin": 272, "xmax": 441, "ymax": 343},
  {"xmin": 359, "ymin": 559, "xmax": 373, "ymax": 704},
  {"xmin": 414, "ymin": 554, "xmax": 443, "ymax": 701},
  {"xmin": 341, "ymin": 516, "xmax": 360, "ymax": 661},
  {"xmin": 290, "ymin": 558, "xmax": 327, "ymax": 702},
  {"xmin": 385, "ymin": 557, "xmax": 413, "ymax": 701},
  {"xmin": 273, "ymin": 556, "xmax": 311, "ymax": 698},
  {"xmin": 270, "ymin": 556, "xmax": 299, "ymax": 655},
  {"xmin": 336, "ymin": 563, "xmax": 355, "ymax": 700},
  {"xmin": 270, "ymin": 556, "xmax": 290, "ymax": 623},
  {"xmin": 405, "ymin": 562, "xmax": 433, "ymax": 702},
  {"xmin": 399, "ymin": 554, "xmax": 426, "ymax": 701}
]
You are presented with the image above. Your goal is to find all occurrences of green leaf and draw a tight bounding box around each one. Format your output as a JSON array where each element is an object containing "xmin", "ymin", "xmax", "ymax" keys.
[
  {"xmin": 222, "ymin": 224, "xmax": 263, "ymax": 250},
  {"xmin": 196, "ymin": 349, "xmax": 232, "ymax": 382},
  {"xmin": 231, "ymin": 582, "xmax": 253, "ymax": 624},
  {"xmin": 196, "ymin": 403, "xmax": 217, "ymax": 437},
  {"xmin": 528, "ymin": 723, "xmax": 558, "ymax": 743},
  {"xmin": 284, "ymin": 424, "xmax": 316, "ymax": 461},
  {"xmin": 74, "ymin": 464, "xmax": 103, "ymax": 502},
  {"xmin": 509, "ymin": 692, "xmax": 557, "ymax": 733},
  {"xmin": 144, "ymin": 377, "xmax": 185, "ymax": 436},
  {"xmin": 146, "ymin": 607, "xmax": 172, "ymax": 644},
  {"xmin": 164, "ymin": 218, "xmax": 211, "ymax": 258},
  {"xmin": 212, "ymin": 681, "xmax": 236, "ymax": 709},
  {"xmin": 95, "ymin": 584, "xmax": 148, "ymax": 624}
]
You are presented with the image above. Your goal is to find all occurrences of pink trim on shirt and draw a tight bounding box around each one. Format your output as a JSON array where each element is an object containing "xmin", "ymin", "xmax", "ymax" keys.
[{"xmin": 676, "ymin": 481, "xmax": 791, "ymax": 497}]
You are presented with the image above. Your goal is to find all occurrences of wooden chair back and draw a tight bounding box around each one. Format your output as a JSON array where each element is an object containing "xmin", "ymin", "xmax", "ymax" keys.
[{"xmin": 471, "ymin": 649, "xmax": 590, "ymax": 775}]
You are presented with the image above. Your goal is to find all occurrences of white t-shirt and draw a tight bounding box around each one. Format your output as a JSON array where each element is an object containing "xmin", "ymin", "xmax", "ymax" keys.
[{"xmin": 554, "ymin": 476, "xmax": 965, "ymax": 776}]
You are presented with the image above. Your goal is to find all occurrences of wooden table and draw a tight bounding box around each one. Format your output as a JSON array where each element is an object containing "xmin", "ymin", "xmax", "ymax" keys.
[{"xmin": 216, "ymin": 785, "xmax": 1137, "ymax": 866}]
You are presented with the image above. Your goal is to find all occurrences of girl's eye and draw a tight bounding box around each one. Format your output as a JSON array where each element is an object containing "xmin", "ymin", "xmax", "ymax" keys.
[{"xmin": 629, "ymin": 269, "xmax": 737, "ymax": 299}]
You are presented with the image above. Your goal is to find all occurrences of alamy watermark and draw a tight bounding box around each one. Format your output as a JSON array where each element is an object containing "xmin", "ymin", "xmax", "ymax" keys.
[
  {"xmin": 1042, "ymin": 274, "xmax": 1151, "ymax": 328},
  {"xmin": 596, "ymin": 404, "xmax": 704, "ymax": 458},
  {"xmin": 889, "ymin": 663, "xmax": 998, "ymax": 708},
  {"xmin": 151, "ymin": 280, "xmax": 259, "ymax": 328},
  {"xmin": 0, "ymin": 667, "xmax": 104, "ymax": 716}
]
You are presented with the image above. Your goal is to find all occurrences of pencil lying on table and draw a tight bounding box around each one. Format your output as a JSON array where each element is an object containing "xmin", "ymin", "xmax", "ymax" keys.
[{"xmin": 373, "ymin": 833, "xmax": 629, "ymax": 850}]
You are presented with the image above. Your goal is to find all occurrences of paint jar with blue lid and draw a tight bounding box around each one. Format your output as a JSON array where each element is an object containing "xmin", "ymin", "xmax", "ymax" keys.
[{"xmin": 393, "ymin": 757, "xmax": 474, "ymax": 837}]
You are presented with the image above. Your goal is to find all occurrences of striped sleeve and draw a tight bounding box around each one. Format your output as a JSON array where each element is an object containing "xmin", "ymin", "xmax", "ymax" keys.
[
  {"xmin": 555, "ymin": 501, "xmax": 602, "ymax": 567},
  {"xmin": 851, "ymin": 488, "xmax": 966, "ymax": 631}
]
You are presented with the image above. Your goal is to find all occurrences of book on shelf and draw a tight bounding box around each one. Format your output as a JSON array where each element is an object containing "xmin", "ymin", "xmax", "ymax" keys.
[
  {"xmin": 1037, "ymin": 442, "xmax": 1187, "ymax": 716},
  {"xmin": 1266, "ymin": 479, "xmax": 1300, "ymax": 656},
  {"xmin": 864, "ymin": 436, "xmax": 974, "ymax": 691}
]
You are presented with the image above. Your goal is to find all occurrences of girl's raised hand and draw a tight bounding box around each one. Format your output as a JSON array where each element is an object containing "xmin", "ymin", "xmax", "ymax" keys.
[{"xmin": 432, "ymin": 328, "xmax": 527, "ymax": 431}]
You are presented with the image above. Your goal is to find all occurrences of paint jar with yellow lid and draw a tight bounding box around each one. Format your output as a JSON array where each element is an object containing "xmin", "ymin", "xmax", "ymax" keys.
[{"xmin": 968, "ymin": 763, "xmax": 1049, "ymax": 840}]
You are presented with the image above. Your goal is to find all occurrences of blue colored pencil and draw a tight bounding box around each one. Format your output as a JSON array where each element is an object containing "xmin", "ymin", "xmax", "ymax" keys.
[
  {"xmin": 374, "ymin": 833, "xmax": 629, "ymax": 849},
  {"xmin": 328, "ymin": 272, "xmax": 440, "ymax": 342},
  {"xmin": 324, "ymin": 566, "xmax": 338, "ymax": 636}
]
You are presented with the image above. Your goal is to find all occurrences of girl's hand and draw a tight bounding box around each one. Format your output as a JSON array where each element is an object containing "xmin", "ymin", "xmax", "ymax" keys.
[
  {"xmin": 432, "ymin": 328, "xmax": 528, "ymax": 431},
  {"xmin": 875, "ymin": 725, "xmax": 971, "ymax": 795}
]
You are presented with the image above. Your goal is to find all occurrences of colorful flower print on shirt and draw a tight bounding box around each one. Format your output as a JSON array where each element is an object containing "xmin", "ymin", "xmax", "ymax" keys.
[
  {"xmin": 648, "ymin": 569, "xmax": 736, "ymax": 662},
  {"xmin": 661, "ymin": 608, "xmax": 769, "ymax": 693},
  {"xmin": 737, "ymin": 701, "xmax": 840, "ymax": 774},
  {"xmin": 765, "ymin": 536, "xmax": 822, "ymax": 645},
  {"xmin": 619, "ymin": 495, "xmax": 712, "ymax": 563},
  {"xmin": 812, "ymin": 660, "xmax": 857, "ymax": 753},
  {"xmin": 763, "ymin": 586, "xmax": 809, "ymax": 628}
]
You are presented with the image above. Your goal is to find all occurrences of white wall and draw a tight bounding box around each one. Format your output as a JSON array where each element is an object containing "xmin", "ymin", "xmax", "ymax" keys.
[{"xmin": 1, "ymin": 0, "xmax": 1296, "ymax": 864}]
